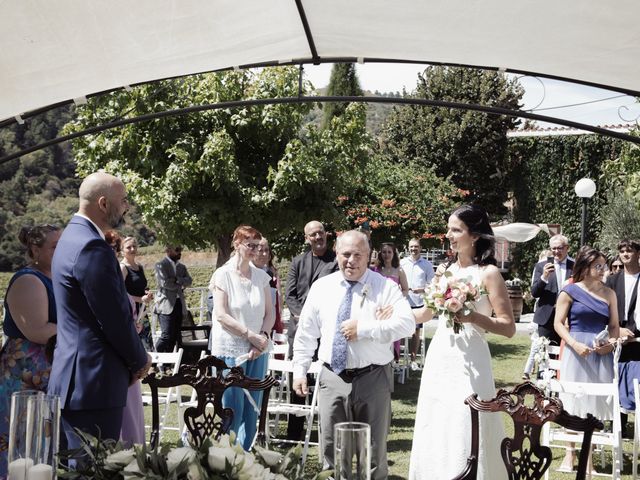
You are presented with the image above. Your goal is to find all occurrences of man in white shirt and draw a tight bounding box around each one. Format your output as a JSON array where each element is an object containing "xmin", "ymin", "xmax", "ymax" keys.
[
  {"xmin": 400, "ymin": 238, "xmax": 435, "ymax": 369},
  {"xmin": 292, "ymin": 230, "xmax": 415, "ymax": 479},
  {"xmin": 605, "ymin": 239, "xmax": 640, "ymax": 437}
]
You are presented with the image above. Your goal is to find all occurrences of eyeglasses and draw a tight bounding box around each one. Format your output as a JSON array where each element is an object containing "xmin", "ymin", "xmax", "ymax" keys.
[
  {"xmin": 593, "ymin": 263, "xmax": 608, "ymax": 272},
  {"xmin": 550, "ymin": 246, "xmax": 567, "ymax": 251},
  {"xmin": 243, "ymin": 243, "xmax": 260, "ymax": 250},
  {"xmin": 611, "ymin": 264, "xmax": 623, "ymax": 270}
]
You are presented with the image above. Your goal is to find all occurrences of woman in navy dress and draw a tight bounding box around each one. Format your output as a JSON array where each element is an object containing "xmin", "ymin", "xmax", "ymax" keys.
[
  {"xmin": 554, "ymin": 245, "xmax": 626, "ymax": 471},
  {"xmin": 0, "ymin": 225, "xmax": 61, "ymax": 478}
]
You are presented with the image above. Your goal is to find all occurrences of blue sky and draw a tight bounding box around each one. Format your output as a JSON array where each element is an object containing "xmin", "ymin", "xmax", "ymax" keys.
[{"xmin": 304, "ymin": 63, "xmax": 640, "ymax": 128}]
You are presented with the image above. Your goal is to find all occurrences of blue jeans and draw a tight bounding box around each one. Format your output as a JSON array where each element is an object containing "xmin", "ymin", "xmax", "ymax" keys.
[{"xmin": 221, "ymin": 353, "xmax": 269, "ymax": 451}]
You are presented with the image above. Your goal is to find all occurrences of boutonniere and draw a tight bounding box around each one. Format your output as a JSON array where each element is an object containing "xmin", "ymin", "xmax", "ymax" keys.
[{"xmin": 360, "ymin": 284, "xmax": 371, "ymax": 307}]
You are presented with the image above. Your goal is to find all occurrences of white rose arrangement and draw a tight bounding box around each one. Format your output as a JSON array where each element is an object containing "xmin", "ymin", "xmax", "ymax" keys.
[{"xmin": 59, "ymin": 430, "xmax": 332, "ymax": 480}]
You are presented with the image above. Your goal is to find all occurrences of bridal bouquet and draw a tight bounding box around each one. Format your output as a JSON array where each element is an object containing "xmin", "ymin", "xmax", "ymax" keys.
[{"xmin": 423, "ymin": 272, "xmax": 483, "ymax": 334}]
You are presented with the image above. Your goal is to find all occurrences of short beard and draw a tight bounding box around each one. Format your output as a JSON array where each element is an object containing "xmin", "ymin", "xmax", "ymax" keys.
[{"xmin": 107, "ymin": 211, "xmax": 125, "ymax": 229}]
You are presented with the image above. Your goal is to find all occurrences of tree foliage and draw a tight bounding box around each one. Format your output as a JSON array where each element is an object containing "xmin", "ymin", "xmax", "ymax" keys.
[
  {"xmin": 338, "ymin": 155, "xmax": 463, "ymax": 248},
  {"xmin": 598, "ymin": 189, "xmax": 640, "ymax": 253},
  {"xmin": 381, "ymin": 66, "xmax": 523, "ymax": 216},
  {"xmin": 64, "ymin": 67, "xmax": 372, "ymax": 264},
  {"xmin": 321, "ymin": 63, "xmax": 363, "ymax": 129},
  {"xmin": 0, "ymin": 108, "xmax": 79, "ymax": 270}
]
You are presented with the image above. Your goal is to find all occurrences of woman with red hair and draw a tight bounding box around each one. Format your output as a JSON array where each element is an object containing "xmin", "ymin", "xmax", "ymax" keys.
[{"xmin": 209, "ymin": 225, "xmax": 274, "ymax": 450}]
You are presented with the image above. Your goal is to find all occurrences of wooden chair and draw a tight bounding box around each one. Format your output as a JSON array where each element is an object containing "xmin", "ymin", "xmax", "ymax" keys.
[
  {"xmin": 143, "ymin": 354, "xmax": 277, "ymax": 449},
  {"xmin": 452, "ymin": 381, "xmax": 603, "ymax": 480}
]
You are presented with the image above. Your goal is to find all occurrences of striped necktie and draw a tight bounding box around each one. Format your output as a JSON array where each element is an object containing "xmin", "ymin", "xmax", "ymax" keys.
[{"xmin": 330, "ymin": 281, "xmax": 357, "ymax": 375}]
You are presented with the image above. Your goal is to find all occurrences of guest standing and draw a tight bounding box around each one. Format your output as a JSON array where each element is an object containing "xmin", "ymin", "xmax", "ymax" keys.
[
  {"xmin": 531, "ymin": 234, "xmax": 574, "ymax": 345},
  {"xmin": 120, "ymin": 236, "xmax": 154, "ymax": 350},
  {"xmin": 0, "ymin": 225, "xmax": 60, "ymax": 477},
  {"xmin": 400, "ymin": 238, "xmax": 434, "ymax": 370},
  {"xmin": 372, "ymin": 242, "xmax": 409, "ymax": 360},
  {"xmin": 106, "ymin": 231, "xmax": 146, "ymax": 447},
  {"xmin": 252, "ymin": 237, "xmax": 284, "ymax": 335},
  {"xmin": 48, "ymin": 172, "xmax": 151, "ymax": 455},
  {"xmin": 554, "ymin": 246, "xmax": 624, "ymax": 471},
  {"xmin": 209, "ymin": 225, "xmax": 274, "ymax": 450},
  {"xmin": 605, "ymin": 240, "xmax": 640, "ymax": 437},
  {"xmin": 284, "ymin": 220, "xmax": 338, "ymax": 441},
  {"xmin": 154, "ymin": 245, "xmax": 192, "ymax": 352}
]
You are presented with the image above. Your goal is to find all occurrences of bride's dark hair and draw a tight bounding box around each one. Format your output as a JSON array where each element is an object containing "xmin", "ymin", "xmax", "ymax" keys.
[{"xmin": 451, "ymin": 204, "xmax": 497, "ymax": 266}]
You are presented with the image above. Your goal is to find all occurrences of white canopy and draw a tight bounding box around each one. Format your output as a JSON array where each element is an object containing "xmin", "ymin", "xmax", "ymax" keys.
[{"xmin": 1, "ymin": 0, "xmax": 639, "ymax": 123}]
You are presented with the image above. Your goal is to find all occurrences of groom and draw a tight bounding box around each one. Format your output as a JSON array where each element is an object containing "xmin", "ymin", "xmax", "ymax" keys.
[{"xmin": 292, "ymin": 230, "xmax": 414, "ymax": 479}]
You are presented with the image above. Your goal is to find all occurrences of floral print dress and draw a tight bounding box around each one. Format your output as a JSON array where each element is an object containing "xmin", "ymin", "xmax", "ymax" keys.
[{"xmin": 0, "ymin": 268, "xmax": 56, "ymax": 478}]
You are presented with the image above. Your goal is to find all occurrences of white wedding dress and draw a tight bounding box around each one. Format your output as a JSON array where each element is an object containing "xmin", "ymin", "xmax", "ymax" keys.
[{"xmin": 409, "ymin": 263, "xmax": 507, "ymax": 480}]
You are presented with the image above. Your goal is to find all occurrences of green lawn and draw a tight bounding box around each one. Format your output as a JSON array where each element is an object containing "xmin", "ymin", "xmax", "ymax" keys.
[{"xmin": 148, "ymin": 331, "xmax": 638, "ymax": 479}]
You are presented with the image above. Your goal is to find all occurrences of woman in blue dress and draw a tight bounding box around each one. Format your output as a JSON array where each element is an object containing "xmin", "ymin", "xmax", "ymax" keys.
[
  {"xmin": 0, "ymin": 225, "xmax": 60, "ymax": 478},
  {"xmin": 554, "ymin": 245, "xmax": 627, "ymax": 471}
]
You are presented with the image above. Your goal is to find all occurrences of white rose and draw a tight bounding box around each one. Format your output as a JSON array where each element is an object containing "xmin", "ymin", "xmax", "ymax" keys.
[
  {"xmin": 208, "ymin": 445, "xmax": 236, "ymax": 471},
  {"xmin": 122, "ymin": 459, "xmax": 141, "ymax": 480},
  {"xmin": 187, "ymin": 462, "xmax": 204, "ymax": 480},
  {"xmin": 105, "ymin": 448, "xmax": 136, "ymax": 466},
  {"xmin": 217, "ymin": 433, "xmax": 232, "ymax": 448},
  {"xmin": 239, "ymin": 462, "xmax": 268, "ymax": 480},
  {"xmin": 254, "ymin": 445, "xmax": 283, "ymax": 467},
  {"xmin": 166, "ymin": 446, "xmax": 197, "ymax": 471}
]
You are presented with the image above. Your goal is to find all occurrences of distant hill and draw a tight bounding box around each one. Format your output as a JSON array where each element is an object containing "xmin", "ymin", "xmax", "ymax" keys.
[{"xmin": 306, "ymin": 88, "xmax": 403, "ymax": 135}]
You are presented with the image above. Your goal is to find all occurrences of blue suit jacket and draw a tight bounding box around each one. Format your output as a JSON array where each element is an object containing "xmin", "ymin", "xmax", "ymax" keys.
[{"xmin": 48, "ymin": 215, "xmax": 148, "ymax": 410}]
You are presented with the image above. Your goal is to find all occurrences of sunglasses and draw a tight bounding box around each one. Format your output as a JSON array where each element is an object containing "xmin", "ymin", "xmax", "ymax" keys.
[{"xmin": 611, "ymin": 264, "xmax": 623, "ymax": 270}]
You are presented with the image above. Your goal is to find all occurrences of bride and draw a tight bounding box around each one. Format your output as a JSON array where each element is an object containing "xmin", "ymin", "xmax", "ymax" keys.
[{"xmin": 409, "ymin": 204, "xmax": 515, "ymax": 480}]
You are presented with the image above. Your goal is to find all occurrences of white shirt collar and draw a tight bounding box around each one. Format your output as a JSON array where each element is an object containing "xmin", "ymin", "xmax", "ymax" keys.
[{"xmin": 75, "ymin": 213, "xmax": 105, "ymax": 240}]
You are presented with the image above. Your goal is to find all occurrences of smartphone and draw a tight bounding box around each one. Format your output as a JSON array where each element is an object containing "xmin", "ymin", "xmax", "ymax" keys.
[{"xmin": 546, "ymin": 256, "xmax": 554, "ymax": 264}]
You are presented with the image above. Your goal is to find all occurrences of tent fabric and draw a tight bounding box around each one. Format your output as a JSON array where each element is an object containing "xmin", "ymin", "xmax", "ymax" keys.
[
  {"xmin": 1, "ymin": 0, "xmax": 640, "ymax": 122},
  {"xmin": 493, "ymin": 223, "xmax": 550, "ymax": 243}
]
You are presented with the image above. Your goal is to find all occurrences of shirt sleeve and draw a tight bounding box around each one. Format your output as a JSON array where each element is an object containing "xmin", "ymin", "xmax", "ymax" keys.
[
  {"xmin": 357, "ymin": 278, "xmax": 416, "ymax": 343},
  {"xmin": 292, "ymin": 284, "xmax": 322, "ymax": 378}
]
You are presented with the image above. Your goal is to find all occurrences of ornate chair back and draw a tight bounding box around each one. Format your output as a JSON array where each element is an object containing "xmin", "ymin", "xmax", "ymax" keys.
[
  {"xmin": 143, "ymin": 354, "xmax": 277, "ymax": 449},
  {"xmin": 452, "ymin": 381, "xmax": 603, "ymax": 480}
]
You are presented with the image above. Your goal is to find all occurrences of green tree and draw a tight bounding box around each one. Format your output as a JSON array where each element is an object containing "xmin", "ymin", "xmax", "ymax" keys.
[
  {"xmin": 321, "ymin": 63, "xmax": 363, "ymax": 129},
  {"xmin": 598, "ymin": 189, "xmax": 640, "ymax": 252},
  {"xmin": 381, "ymin": 66, "xmax": 523, "ymax": 216},
  {"xmin": 339, "ymin": 155, "xmax": 463, "ymax": 248},
  {"xmin": 64, "ymin": 67, "xmax": 372, "ymax": 264}
]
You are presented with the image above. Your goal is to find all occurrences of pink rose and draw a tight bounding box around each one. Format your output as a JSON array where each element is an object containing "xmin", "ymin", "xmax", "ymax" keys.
[
  {"xmin": 434, "ymin": 297, "xmax": 446, "ymax": 308},
  {"xmin": 444, "ymin": 297, "xmax": 463, "ymax": 313}
]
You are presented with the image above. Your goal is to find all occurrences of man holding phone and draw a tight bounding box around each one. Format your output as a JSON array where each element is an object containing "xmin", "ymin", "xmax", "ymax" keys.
[{"xmin": 531, "ymin": 234, "xmax": 574, "ymax": 344}]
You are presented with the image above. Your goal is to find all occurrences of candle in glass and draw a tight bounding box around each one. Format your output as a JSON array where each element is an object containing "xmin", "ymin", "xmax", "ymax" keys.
[
  {"xmin": 7, "ymin": 457, "xmax": 34, "ymax": 480},
  {"xmin": 28, "ymin": 463, "xmax": 54, "ymax": 480}
]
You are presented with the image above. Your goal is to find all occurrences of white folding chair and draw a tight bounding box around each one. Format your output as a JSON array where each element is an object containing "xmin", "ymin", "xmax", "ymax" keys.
[
  {"xmin": 142, "ymin": 348, "xmax": 184, "ymax": 444},
  {"xmin": 542, "ymin": 343, "xmax": 623, "ymax": 480},
  {"xmin": 266, "ymin": 358, "xmax": 322, "ymax": 465}
]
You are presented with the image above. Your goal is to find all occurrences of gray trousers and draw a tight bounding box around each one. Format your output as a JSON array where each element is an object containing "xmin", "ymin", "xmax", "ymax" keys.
[{"xmin": 319, "ymin": 363, "xmax": 393, "ymax": 480}]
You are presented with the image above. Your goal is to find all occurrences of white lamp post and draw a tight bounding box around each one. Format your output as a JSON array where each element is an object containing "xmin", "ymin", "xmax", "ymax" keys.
[{"xmin": 574, "ymin": 178, "xmax": 596, "ymax": 246}]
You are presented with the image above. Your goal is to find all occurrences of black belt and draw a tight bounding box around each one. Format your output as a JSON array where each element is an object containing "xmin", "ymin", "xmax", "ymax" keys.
[{"xmin": 323, "ymin": 362, "xmax": 385, "ymax": 383}]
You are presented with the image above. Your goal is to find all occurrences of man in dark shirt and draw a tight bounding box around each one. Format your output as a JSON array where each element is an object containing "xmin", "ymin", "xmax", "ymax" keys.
[{"xmin": 284, "ymin": 220, "xmax": 338, "ymax": 440}]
